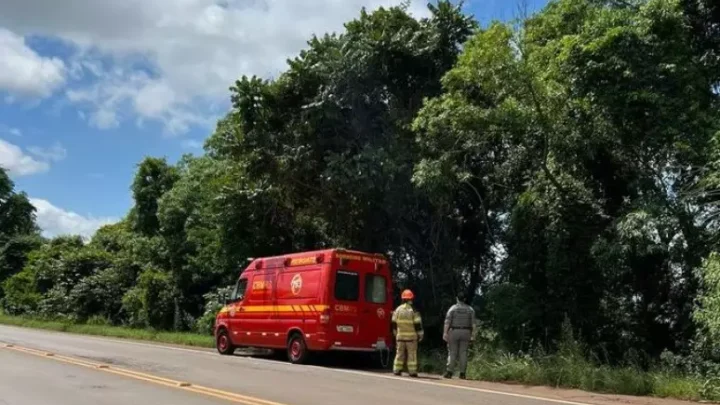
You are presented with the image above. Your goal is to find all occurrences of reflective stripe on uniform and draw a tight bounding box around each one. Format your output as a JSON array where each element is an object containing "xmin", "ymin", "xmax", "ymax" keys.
[
  {"xmin": 393, "ymin": 340, "xmax": 418, "ymax": 373},
  {"xmin": 392, "ymin": 303, "xmax": 421, "ymax": 341},
  {"xmin": 414, "ymin": 312, "xmax": 424, "ymax": 339}
]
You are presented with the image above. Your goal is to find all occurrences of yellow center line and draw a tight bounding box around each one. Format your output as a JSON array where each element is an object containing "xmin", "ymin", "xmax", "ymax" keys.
[{"xmin": 1, "ymin": 343, "xmax": 289, "ymax": 405}]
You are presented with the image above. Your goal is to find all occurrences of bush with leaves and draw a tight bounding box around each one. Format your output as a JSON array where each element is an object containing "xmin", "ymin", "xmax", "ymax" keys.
[
  {"xmin": 194, "ymin": 286, "xmax": 234, "ymax": 335},
  {"xmin": 1, "ymin": 267, "xmax": 41, "ymax": 315},
  {"xmin": 121, "ymin": 267, "xmax": 175, "ymax": 330}
]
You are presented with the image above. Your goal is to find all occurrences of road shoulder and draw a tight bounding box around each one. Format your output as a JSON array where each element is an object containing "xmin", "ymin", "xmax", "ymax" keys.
[{"xmin": 435, "ymin": 379, "xmax": 698, "ymax": 405}]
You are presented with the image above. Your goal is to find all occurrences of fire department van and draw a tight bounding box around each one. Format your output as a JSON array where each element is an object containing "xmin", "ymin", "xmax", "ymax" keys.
[{"xmin": 214, "ymin": 248, "xmax": 394, "ymax": 364}]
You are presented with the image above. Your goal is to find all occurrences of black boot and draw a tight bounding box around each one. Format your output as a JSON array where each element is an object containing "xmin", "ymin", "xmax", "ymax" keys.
[
  {"xmin": 459, "ymin": 372, "xmax": 466, "ymax": 380},
  {"xmin": 443, "ymin": 371, "xmax": 452, "ymax": 379}
]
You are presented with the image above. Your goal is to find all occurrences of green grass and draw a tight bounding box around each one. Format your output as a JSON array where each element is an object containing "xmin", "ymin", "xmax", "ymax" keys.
[
  {"xmin": 464, "ymin": 355, "xmax": 701, "ymax": 401},
  {"xmin": 0, "ymin": 313, "xmax": 714, "ymax": 402},
  {"xmin": 0, "ymin": 313, "xmax": 214, "ymax": 348},
  {"xmin": 416, "ymin": 347, "xmax": 710, "ymax": 402}
]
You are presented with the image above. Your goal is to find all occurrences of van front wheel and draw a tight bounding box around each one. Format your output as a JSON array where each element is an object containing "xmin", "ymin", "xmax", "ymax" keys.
[
  {"xmin": 287, "ymin": 334, "xmax": 309, "ymax": 364},
  {"xmin": 216, "ymin": 329, "xmax": 235, "ymax": 356}
]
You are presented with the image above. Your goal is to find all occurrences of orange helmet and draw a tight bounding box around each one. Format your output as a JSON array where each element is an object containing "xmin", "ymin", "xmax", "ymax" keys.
[{"xmin": 401, "ymin": 289, "xmax": 414, "ymax": 300}]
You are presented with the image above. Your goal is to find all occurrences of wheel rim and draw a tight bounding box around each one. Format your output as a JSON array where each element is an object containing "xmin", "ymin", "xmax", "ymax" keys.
[
  {"xmin": 219, "ymin": 334, "xmax": 228, "ymax": 351},
  {"xmin": 290, "ymin": 340, "xmax": 301, "ymax": 359}
]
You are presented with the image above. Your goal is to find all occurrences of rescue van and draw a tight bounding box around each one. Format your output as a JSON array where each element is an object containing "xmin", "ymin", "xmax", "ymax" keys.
[{"xmin": 214, "ymin": 248, "xmax": 394, "ymax": 364}]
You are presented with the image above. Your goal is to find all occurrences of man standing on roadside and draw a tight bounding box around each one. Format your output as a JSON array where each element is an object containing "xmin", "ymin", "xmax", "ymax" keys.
[
  {"xmin": 443, "ymin": 291, "xmax": 475, "ymax": 379},
  {"xmin": 392, "ymin": 289, "xmax": 424, "ymax": 377}
]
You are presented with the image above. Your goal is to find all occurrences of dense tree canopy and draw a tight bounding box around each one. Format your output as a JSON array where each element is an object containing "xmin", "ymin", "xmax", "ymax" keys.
[
  {"xmin": 0, "ymin": 169, "xmax": 41, "ymax": 300},
  {"xmin": 2, "ymin": 0, "xmax": 720, "ymax": 372}
]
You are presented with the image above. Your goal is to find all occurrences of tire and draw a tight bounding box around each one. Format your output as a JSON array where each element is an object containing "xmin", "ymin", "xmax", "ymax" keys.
[
  {"xmin": 287, "ymin": 333, "xmax": 310, "ymax": 364},
  {"xmin": 216, "ymin": 328, "xmax": 235, "ymax": 355}
]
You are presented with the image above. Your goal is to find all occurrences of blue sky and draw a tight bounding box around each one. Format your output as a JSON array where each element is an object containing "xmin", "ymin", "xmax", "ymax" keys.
[{"xmin": 0, "ymin": 0, "xmax": 548, "ymax": 239}]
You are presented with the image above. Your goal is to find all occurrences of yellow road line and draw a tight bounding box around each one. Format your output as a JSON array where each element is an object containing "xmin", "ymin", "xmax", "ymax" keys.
[{"xmin": 1, "ymin": 343, "xmax": 288, "ymax": 405}]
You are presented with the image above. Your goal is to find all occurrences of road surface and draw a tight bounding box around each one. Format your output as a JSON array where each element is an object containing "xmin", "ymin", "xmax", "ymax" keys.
[
  {"xmin": 1, "ymin": 346, "xmax": 227, "ymax": 405},
  {"xmin": 0, "ymin": 325, "xmax": 690, "ymax": 405}
]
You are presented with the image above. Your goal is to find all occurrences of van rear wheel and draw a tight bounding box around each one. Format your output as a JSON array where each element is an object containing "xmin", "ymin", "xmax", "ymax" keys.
[
  {"xmin": 287, "ymin": 334, "xmax": 309, "ymax": 364},
  {"xmin": 216, "ymin": 329, "xmax": 235, "ymax": 355}
]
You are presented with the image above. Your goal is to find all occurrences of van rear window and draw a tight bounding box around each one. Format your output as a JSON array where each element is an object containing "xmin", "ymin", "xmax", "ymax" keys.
[
  {"xmin": 334, "ymin": 270, "xmax": 359, "ymax": 301},
  {"xmin": 365, "ymin": 274, "xmax": 387, "ymax": 304}
]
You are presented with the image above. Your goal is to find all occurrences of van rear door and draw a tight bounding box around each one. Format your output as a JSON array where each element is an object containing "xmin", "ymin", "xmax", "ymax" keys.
[
  {"xmin": 361, "ymin": 272, "xmax": 392, "ymax": 350},
  {"xmin": 330, "ymin": 269, "xmax": 363, "ymax": 348},
  {"xmin": 330, "ymin": 256, "xmax": 392, "ymax": 350}
]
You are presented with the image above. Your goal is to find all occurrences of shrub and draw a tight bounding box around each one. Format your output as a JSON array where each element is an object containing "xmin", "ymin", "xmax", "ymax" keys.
[{"xmin": 194, "ymin": 286, "xmax": 233, "ymax": 335}]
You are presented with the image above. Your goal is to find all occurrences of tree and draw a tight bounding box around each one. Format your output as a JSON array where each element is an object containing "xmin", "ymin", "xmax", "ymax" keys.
[
  {"xmin": 122, "ymin": 267, "xmax": 175, "ymax": 329},
  {"xmin": 413, "ymin": 0, "xmax": 718, "ymax": 356},
  {"xmin": 0, "ymin": 167, "xmax": 41, "ymax": 298},
  {"xmin": 0, "ymin": 234, "xmax": 43, "ymax": 299},
  {"xmin": 130, "ymin": 157, "xmax": 180, "ymax": 237},
  {"xmin": 156, "ymin": 155, "xmax": 246, "ymax": 328},
  {"xmin": 209, "ymin": 1, "xmax": 477, "ymax": 332},
  {"xmin": 0, "ymin": 168, "xmax": 38, "ymax": 243}
]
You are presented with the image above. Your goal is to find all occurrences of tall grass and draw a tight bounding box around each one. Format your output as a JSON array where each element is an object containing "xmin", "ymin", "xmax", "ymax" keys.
[
  {"xmin": 416, "ymin": 348, "xmax": 706, "ymax": 401},
  {"xmin": 456, "ymin": 349, "xmax": 704, "ymax": 401},
  {"xmin": 415, "ymin": 322, "xmax": 712, "ymax": 402}
]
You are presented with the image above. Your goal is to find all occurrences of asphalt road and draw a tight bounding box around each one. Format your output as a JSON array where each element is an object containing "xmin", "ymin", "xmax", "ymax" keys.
[
  {"xmin": 0, "ymin": 325, "xmax": 648, "ymax": 405},
  {"xmin": 0, "ymin": 347, "xmax": 228, "ymax": 405}
]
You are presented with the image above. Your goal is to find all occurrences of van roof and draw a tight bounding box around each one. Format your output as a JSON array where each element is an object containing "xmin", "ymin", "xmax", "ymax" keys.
[
  {"xmin": 249, "ymin": 248, "xmax": 386, "ymax": 261},
  {"xmin": 245, "ymin": 248, "xmax": 387, "ymax": 268}
]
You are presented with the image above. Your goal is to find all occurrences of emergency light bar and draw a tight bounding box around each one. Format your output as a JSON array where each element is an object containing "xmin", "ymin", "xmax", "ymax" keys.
[{"xmin": 284, "ymin": 254, "xmax": 325, "ymax": 267}]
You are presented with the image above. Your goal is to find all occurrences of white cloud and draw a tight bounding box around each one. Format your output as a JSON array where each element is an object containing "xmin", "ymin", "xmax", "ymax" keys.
[
  {"xmin": 28, "ymin": 142, "xmax": 67, "ymax": 162},
  {"xmin": 29, "ymin": 198, "xmax": 117, "ymax": 240},
  {"xmin": 0, "ymin": 28, "xmax": 65, "ymax": 99},
  {"xmin": 0, "ymin": 138, "xmax": 49, "ymax": 176},
  {"xmin": 91, "ymin": 109, "xmax": 120, "ymax": 130},
  {"xmin": 0, "ymin": 0, "xmax": 430, "ymax": 134},
  {"xmin": 133, "ymin": 81, "xmax": 176, "ymax": 118},
  {"xmin": 0, "ymin": 138, "xmax": 68, "ymax": 177}
]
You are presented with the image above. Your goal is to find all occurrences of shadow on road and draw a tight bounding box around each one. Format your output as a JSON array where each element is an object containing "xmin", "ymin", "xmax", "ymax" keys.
[{"xmin": 231, "ymin": 348, "xmax": 438, "ymax": 377}]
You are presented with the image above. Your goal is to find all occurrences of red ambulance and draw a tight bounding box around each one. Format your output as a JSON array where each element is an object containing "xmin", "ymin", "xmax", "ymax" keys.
[{"xmin": 214, "ymin": 248, "xmax": 394, "ymax": 364}]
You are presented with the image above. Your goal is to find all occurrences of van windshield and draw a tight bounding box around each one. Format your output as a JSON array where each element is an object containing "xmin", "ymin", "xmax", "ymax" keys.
[
  {"xmin": 365, "ymin": 274, "xmax": 386, "ymax": 304},
  {"xmin": 334, "ymin": 270, "xmax": 359, "ymax": 301}
]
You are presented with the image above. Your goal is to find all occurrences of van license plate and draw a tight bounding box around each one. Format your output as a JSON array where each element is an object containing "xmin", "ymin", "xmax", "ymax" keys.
[{"xmin": 337, "ymin": 325, "xmax": 353, "ymax": 333}]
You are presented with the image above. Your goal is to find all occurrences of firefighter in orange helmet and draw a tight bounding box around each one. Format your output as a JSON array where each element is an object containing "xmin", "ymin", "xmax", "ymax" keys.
[{"xmin": 391, "ymin": 289, "xmax": 424, "ymax": 377}]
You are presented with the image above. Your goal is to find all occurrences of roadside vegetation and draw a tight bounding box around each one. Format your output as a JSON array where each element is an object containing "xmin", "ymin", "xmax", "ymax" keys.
[
  {"xmin": 0, "ymin": 312, "xmax": 214, "ymax": 348},
  {"xmin": 2, "ymin": 0, "xmax": 720, "ymax": 402},
  {"xmin": 419, "ymin": 320, "xmax": 715, "ymax": 401}
]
